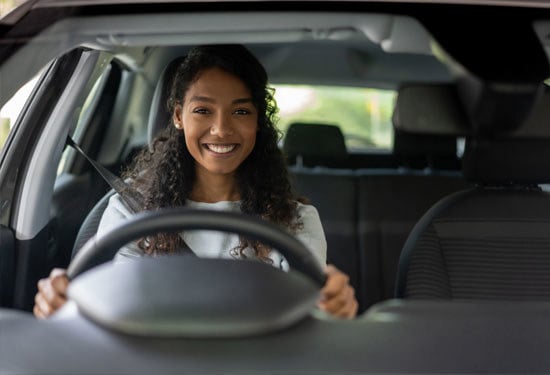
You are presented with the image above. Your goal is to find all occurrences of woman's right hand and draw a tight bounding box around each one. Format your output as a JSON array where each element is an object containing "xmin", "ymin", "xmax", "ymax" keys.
[{"xmin": 33, "ymin": 268, "xmax": 69, "ymax": 319}]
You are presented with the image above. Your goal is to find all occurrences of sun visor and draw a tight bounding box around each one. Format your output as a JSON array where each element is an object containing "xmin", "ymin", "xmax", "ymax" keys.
[{"xmin": 392, "ymin": 84, "xmax": 470, "ymax": 136}]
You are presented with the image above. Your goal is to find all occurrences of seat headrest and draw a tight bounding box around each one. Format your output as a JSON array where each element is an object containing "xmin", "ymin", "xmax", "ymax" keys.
[
  {"xmin": 456, "ymin": 76, "xmax": 544, "ymax": 135},
  {"xmin": 391, "ymin": 84, "xmax": 466, "ymax": 170},
  {"xmin": 463, "ymin": 137, "xmax": 550, "ymax": 185},
  {"xmin": 392, "ymin": 84, "xmax": 469, "ymax": 136},
  {"xmin": 462, "ymin": 89, "xmax": 550, "ymax": 184},
  {"xmin": 147, "ymin": 56, "xmax": 186, "ymax": 150},
  {"xmin": 283, "ymin": 123, "xmax": 347, "ymax": 167}
]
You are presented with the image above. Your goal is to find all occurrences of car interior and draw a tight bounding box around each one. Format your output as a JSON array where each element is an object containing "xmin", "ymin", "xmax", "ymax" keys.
[
  {"xmin": 2, "ymin": 1, "xmax": 550, "ymax": 372},
  {"xmin": 0, "ymin": 10, "xmax": 477, "ymax": 312}
]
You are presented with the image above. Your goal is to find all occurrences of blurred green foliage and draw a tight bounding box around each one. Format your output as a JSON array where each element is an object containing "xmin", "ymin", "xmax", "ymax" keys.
[
  {"xmin": 0, "ymin": 0, "xmax": 26, "ymax": 17},
  {"xmin": 273, "ymin": 85, "xmax": 396, "ymax": 152}
]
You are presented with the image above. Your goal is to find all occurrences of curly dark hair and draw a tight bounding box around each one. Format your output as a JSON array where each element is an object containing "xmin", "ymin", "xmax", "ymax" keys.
[{"xmin": 123, "ymin": 45, "xmax": 301, "ymax": 260}]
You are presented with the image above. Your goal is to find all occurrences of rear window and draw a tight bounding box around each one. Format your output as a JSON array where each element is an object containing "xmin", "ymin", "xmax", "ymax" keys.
[{"xmin": 273, "ymin": 84, "xmax": 396, "ymax": 152}]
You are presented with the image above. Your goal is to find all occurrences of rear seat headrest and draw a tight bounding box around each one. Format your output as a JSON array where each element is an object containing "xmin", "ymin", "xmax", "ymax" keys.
[
  {"xmin": 283, "ymin": 123, "xmax": 347, "ymax": 167},
  {"xmin": 147, "ymin": 56, "xmax": 186, "ymax": 150},
  {"xmin": 392, "ymin": 84, "xmax": 469, "ymax": 136},
  {"xmin": 392, "ymin": 84, "xmax": 467, "ymax": 170}
]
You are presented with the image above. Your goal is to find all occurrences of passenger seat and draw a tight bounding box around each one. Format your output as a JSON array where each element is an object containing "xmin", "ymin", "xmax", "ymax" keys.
[
  {"xmin": 357, "ymin": 84, "xmax": 471, "ymax": 308},
  {"xmin": 396, "ymin": 87, "xmax": 550, "ymax": 300}
]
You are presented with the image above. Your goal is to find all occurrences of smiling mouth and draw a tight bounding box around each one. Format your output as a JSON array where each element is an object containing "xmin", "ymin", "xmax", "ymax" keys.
[{"xmin": 204, "ymin": 143, "xmax": 238, "ymax": 154}]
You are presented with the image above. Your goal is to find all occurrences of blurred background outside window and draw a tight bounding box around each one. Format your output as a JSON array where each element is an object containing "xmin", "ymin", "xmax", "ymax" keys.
[{"xmin": 0, "ymin": 0, "xmax": 26, "ymax": 17}]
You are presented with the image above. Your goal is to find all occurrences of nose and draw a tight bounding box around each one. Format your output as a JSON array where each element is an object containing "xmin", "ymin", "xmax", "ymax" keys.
[{"xmin": 210, "ymin": 112, "xmax": 234, "ymax": 138}]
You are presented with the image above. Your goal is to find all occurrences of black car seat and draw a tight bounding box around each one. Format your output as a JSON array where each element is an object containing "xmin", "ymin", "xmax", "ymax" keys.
[
  {"xmin": 395, "ymin": 91, "xmax": 550, "ymax": 300},
  {"xmin": 357, "ymin": 134, "xmax": 470, "ymax": 308},
  {"xmin": 71, "ymin": 56, "xmax": 184, "ymax": 257},
  {"xmin": 356, "ymin": 84, "xmax": 471, "ymax": 308}
]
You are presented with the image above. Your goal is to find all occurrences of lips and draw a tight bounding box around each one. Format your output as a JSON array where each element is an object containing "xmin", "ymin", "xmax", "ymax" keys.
[{"xmin": 204, "ymin": 143, "xmax": 238, "ymax": 154}]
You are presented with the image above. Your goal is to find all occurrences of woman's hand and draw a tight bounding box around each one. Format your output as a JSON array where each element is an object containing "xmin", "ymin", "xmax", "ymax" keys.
[
  {"xmin": 317, "ymin": 264, "xmax": 358, "ymax": 319},
  {"xmin": 33, "ymin": 268, "xmax": 69, "ymax": 319}
]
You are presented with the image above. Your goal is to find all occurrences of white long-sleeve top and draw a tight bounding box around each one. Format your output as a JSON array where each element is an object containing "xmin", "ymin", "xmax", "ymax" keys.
[{"xmin": 97, "ymin": 194, "xmax": 327, "ymax": 270}]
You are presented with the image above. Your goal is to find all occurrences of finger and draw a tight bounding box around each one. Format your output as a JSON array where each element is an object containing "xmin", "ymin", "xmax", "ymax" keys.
[
  {"xmin": 320, "ymin": 265, "xmax": 349, "ymax": 300},
  {"xmin": 50, "ymin": 268, "xmax": 69, "ymax": 296},
  {"xmin": 50, "ymin": 268, "xmax": 67, "ymax": 278},
  {"xmin": 332, "ymin": 291, "xmax": 359, "ymax": 319},
  {"xmin": 34, "ymin": 292, "xmax": 52, "ymax": 318},
  {"xmin": 322, "ymin": 295, "xmax": 357, "ymax": 319},
  {"xmin": 38, "ymin": 278, "xmax": 67, "ymax": 310},
  {"xmin": 50, "ymin": 274, "xmax": 69, "ymax": 298},
  {"xmin": 33, "ymin": 303, "xmax": 46, "ymax": 319},
  {"xmin": 319, "ymin": 284, "xmax": 354, "ymax": 313}
]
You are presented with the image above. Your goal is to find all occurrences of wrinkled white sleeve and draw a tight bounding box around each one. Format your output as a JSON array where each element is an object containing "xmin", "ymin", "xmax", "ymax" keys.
[
  {"xmin": 97, "ymin": 194, "xmax": 145, "ymax": 262},
  {"xmin": 272, "ymin": 203, "xmax": 327, "ymax": 270},
  {"xmin": 294, "ymin": 203, "xmax": 327, "ymax": 267}
]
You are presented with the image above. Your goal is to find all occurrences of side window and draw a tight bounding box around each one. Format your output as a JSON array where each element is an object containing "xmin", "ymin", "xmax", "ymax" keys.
[
  {"xmin": 273, "ymin": 84, "xmax": 397, "ymax": 152},
  {"xmin": 56, "ymin": 63, "xmax": 114, "ymax": 175},
  {"xmin": 0, "ymin": 74, "xmax": 41, "ymax": 149}
]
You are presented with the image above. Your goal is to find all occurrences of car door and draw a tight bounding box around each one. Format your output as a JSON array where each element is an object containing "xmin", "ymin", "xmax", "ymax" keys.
[{"xmin": 0, "ymin": 48, "xmax": 118, "ymax": 310}]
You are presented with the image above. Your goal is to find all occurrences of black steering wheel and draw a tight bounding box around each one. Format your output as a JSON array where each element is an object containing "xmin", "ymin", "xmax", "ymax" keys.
[{"xmin": 67, "ymin": 208, "xmax": 327, "ymax": 287}]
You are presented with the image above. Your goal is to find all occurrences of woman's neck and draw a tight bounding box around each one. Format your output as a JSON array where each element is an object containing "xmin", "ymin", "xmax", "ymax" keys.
[{"xmin": 190, "ymin": 170, "xmax": 240, "ymax": 203}]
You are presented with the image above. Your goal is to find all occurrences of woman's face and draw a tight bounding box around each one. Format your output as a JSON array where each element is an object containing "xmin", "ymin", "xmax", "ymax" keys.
[{"xmin": 173, "ymin": 67, "xmax": 258, "ymax": 178}]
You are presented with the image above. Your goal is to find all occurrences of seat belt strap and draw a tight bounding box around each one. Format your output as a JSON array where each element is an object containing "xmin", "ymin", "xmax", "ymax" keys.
[
  {"xmin": 66, "ymin": 136, "xmax": 196, "ymax": 256},
  {"xmin": 66, "ymin": 136, "xmax": 145, "ymax": 213}
]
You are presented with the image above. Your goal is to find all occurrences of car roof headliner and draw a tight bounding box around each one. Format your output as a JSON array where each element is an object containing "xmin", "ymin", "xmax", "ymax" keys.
[
  {"xmin": 0, "ymin": 11, "xmax": 450, "ymax": 106},
  {"xmin": 1, "ymin": 2, "xmax": 549, "ymax": 106}
]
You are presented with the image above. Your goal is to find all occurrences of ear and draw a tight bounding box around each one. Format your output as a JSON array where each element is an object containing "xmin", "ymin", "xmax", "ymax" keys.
[{"xmin": 173, "ymin": 104, "xmax": 183, "ymax": 129}]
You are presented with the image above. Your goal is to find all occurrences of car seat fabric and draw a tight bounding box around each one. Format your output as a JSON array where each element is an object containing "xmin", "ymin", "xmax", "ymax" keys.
[
  {"xmin": 357, "ymin": 169, "xmax": 470, "ymax": 305},
  {"xmin": 355, "ymin": 84, "xmax": 471, "ymax": 307},
  {"xmin": 397, "ymin": 186, "xmax": 550, "ymax": 299},
  {"xmin": 72, "ymin": 189, "xmax": 116, "ymax": 257},
  {"xmin": 396, "ymin": 87, "xmax": 550, "ymax": 300}
]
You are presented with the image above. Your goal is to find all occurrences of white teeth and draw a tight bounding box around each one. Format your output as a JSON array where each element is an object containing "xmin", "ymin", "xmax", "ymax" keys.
[{"xmin": 206, "ymin": 144, "xmax": 236, "ymax": 154}]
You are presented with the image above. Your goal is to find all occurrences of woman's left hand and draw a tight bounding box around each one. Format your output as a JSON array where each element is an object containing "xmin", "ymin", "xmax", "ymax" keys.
[{"xmin": 317, "ymin": 264, "xmax": 358, "ymax": 319}]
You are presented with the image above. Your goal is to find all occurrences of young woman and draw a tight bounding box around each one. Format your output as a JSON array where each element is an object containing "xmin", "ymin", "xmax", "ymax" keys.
[{"xmin": 34, "ymin": 44, "xmax": 358, "ymax": 319}]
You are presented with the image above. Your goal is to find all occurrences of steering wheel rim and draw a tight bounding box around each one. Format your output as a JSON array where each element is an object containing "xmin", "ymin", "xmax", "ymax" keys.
[{"xmin": 67, "ymin": 208, "xmax": 327, "ymax": 287}]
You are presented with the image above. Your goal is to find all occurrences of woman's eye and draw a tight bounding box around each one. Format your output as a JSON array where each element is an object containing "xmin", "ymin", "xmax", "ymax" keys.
[
  {"xmin": 234, "ymin": 108, "xmax": 251, "ymax": 115},
  {"xmin": 193, "ymin": 108, "xmax": 209, "ymax": 114}
]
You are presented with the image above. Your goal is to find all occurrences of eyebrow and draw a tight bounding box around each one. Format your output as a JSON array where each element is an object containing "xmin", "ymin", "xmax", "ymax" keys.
[
  {"xmin": 233, "ymin": 98, "xmax": 254, "ymax": 105},
  {"xmin": 189, "ymin": 95, "xmax": 254, "ymax": 105}
]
